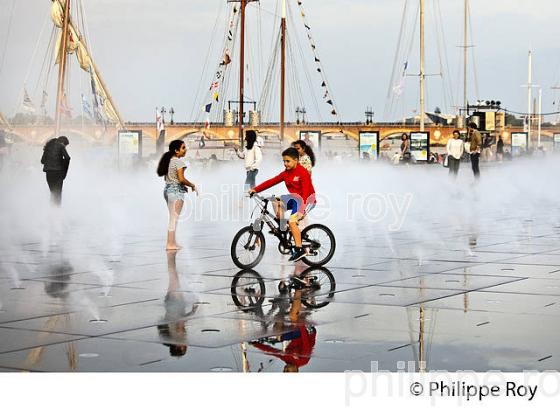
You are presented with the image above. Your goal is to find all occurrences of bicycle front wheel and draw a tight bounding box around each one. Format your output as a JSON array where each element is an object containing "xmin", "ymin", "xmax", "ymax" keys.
[
  {"xmin": 300, "ymin": 267, "xmax": 336, "ymax": 309},
  {"xmin": 231, "ymin": 226, "xmax": 266, "ymax": 269},
  {"xmin": 301, "ymin": 224, "xmax": 336, "ymax": 266}
]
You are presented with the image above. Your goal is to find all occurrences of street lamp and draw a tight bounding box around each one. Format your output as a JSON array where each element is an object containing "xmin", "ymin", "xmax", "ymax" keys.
[
  {"xmin": 169, "ymin": 107, "xmax": 175, "ymax": 125},
  {"xmin": 160, "ymin": 106, "xmax": 166, "ymax": 124}
]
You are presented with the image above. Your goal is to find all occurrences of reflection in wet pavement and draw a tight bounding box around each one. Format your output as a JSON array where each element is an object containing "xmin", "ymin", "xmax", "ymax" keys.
[
  {"xmin": 2, "ymin": 157, "xmax": 560, "ymax": 372},
  {"xmin": 2, "ymin": 216, "xmax": 560, "ymax": 372}
]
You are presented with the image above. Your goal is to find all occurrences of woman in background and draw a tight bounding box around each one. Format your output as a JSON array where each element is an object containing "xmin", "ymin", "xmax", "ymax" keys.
[{"xmin": 235, "ymin": 130, "xmax": 262, "ymax": 189}]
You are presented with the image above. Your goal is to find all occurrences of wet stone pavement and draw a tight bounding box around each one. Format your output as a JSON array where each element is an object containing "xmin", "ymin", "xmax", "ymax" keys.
[{"xmin": 1, "ymin": 209, "xmax": 560, "ymax": 372}]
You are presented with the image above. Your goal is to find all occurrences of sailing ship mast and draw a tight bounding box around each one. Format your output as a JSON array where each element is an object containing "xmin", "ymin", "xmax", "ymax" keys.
[
  {"xmin": 280, "ymin": 0, "xmax": 286, "ymax": 141},
  {"xmin": 419, "ymin": 0, "xmax": 425, "ymax": 131},
  {"xmin": 50, "ymin": 0, "xmax": 125, "ymax": 133},
  {"xmin": 463, "ymin": 0, "xmax": 468, "ymax": 112},
  {"xmin": 238, "ymin": 0, "xmax": 247, "ymax": 144},
  {"xmin": 54, "ymin": 0, "xmax": 70, "ymax": 137}
]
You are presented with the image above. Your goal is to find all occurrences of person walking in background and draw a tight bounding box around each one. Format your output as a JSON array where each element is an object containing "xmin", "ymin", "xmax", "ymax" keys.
[
  {"xmin": 41, "ymin": 136, "xmax": 70, "ymax": 206},
  {"xmin": 467, "ymin": 122, "xmax": 482, "ymax": 179},
  {"xmin": 446, "ymin": 130, "xmax": 464, "ymax": 177},
  {"xmin": 157, "ymin": 140, "xmax": 197, "ymax": 250},
  {"xmin": 496, "ymin": 135, "xmax": 504, "ymax": 162},
  {"xmin": 400, "ymin": 133, "xmax": 411, "ymax": 163},
  {"xmin": 235, "ymin": 130, "xmax": 262, "ymax": 189},
  {"xmin": 291, "ymin": 139, "xmax": 315, "ymax": 174}
]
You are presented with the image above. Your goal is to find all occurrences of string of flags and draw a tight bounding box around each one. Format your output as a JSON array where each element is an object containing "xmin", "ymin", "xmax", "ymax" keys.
[
  {"xmin": 202, "ymin": 6, "xmax": 239, "ymax": 129},
  {"xmin": 392, "ymin": 61, "xmax": 408, "ymax": 96},
  {"xmin": 22, "ymin": 88, "xmax": 36, "ymax": 113},
  {"xmin": 81, "ymin": 94, "xmax": 93, "ymax": 119},
  {"xmin": 296, "ymin": 1, "xmax": 339, "ymax": 118}
]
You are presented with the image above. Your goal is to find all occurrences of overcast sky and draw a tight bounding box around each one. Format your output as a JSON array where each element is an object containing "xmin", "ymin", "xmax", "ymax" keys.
[{"xmin": 1, "ymin": 0, "xmax": 560, "ymax": 123}]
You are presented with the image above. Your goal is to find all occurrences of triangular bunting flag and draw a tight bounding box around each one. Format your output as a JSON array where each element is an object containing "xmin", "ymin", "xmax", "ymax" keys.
[
  {"xmin": 317, "ymin": 68, "xmax": 322, "ymax": 73},
  {"xmin": 314, "ymin": 57, "xmax": 320, "ymax": 62},
  {"xmin": 205, "ymin": 103, "xmax": 212, "ymax": 113},
  {"xmin": 213, "ymin": 91, "xmax": 219, "ymax": 102},
  {"xmin": 326, "ymin": 99, "xmax": 333, "ymax": 105},
  {"xmin": 305, "ymin": 24, "xmax": 310, "ymax": 30},
  {"xmin": 331, "ymin": 110, "xmax": 337, "ymax": 115},
  {"xmin": 23, "ymin": 89, "xmax": 36, "ymax": 113},
  {"xmin": 321, "ymin": 81, "xmax": 326, "ymax": 87}
]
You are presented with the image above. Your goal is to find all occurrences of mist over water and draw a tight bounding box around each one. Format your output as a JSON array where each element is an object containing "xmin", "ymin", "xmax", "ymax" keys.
[{"xmin": 1, "ymin": 139, "xmax": 560, "ymax": 290}]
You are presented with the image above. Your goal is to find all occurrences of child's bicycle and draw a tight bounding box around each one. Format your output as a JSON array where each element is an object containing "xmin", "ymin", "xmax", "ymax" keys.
[{"xmin": 230, "ymin": 193, "xmax": 336, "ymax": 269}]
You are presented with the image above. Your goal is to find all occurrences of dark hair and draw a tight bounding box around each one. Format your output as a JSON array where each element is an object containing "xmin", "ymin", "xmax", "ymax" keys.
[
  {"xmin": 282, "ymin": 147, "xmax": 299, "ymax": 160},
  {"xmin": 401, "ymin": 133, "xmax": 408, "ymax": 140},
  {"xmin": 292, "ymin": 139, "xmax": 316, "ymax": 166},
  {"xmin": 58, "ymin": 136, "xmax": 69, "ymax": 145},
  {"xmin": 245, "ymin": 130, "xmax": 257, "ymax": 150},
  {"xmin": 157, "ymin": 140, "xmax": 185, "ymax": 177},
  {"xmin": 468, "ymin": 122, "xmax": 478, "ymax": 130},
  {"xmin": 452, "ymin": 129, "xmax": 460, "ymax": 135},
  {"xmin": 43, "ymin": 138, "xmax": 58, "ymax": 151}
]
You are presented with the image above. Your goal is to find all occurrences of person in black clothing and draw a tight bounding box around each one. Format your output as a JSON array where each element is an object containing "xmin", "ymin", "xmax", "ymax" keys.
[
  {"xmin": 496, "ymin": 135, "xmax": 504, "ymax": 162},
  {"xmin": 41, "ymin": 136, "xmax": 70, "ymax": 205}
]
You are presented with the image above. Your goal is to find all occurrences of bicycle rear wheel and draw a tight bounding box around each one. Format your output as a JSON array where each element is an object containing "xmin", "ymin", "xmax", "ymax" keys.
[
  {"xmin": 300, "ymin": 267, "xmax": 336, "ymax": 309},
  {"xmin": 230, "ymin": 270, "xmax": 266, "ymax": 308},
  {"xmin": 231, "ymin": 226, "xmax": 266, "ymax": 269},
  {"xmin": 301, "ymin": 224, "xmax": 336, "ymax": 266}
]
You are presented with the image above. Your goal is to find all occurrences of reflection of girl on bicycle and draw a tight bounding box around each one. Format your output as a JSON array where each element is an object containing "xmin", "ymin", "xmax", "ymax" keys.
[{"xmin": 249, "ymin": 147, "xmax": 315, "ymax": 263}]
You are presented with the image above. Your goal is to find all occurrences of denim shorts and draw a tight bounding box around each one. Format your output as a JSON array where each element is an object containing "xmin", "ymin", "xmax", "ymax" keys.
[{"xmin": 164, "ymin": 183, "xmax": 186, "ymax": 203}]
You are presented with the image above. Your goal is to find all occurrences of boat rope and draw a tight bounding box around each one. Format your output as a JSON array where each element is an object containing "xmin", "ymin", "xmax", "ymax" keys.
[
  {"xmin": 295, "ymin": 0, "xmax": 340, "ymax": 121},
  {"xmin": 258, "ymin": 30, "xmax": 281, "ymax": 121},
  {"xmin": 0, "ymin": 0, "xmax": 16, "ymax": 78},
  {"xmin": 287, "ymin": 4, "xmax": 322, "ymax": 123},
  {"xmin": 384, "ymin": 0, "xmax": 410, "ymax": 120},
  {"xmin": 15, "ymin": 9, "xmax": 50, "ymax": 117},
  {"xmin": 190, "ymin": 2, "xmax": 225, "ymax": 121},
  {"xmin": 468, "ymin": 1, "xmax": 480, "ymax": 102}
]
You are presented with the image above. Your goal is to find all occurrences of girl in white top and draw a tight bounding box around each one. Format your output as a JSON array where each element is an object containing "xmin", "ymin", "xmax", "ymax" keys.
[
  {"xmin": 235, "ymin": 130, "xmax": 262, "ymax": 189},
  {"xmin": 291, "ymin": 139, "xmax": 316, "ymax": 174},
  {"xmin": 446, "ymin": 130, "xmax": 464, "ymax": 177},
  {"xmin": 157, "ymin": 140, "xmax": 197, "ymax": 250}
]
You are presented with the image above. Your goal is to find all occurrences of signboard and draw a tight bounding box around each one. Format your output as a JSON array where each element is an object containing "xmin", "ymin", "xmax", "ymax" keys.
[
  {"xmin": 485, "ymin": 112, "xmax": 496, "ymax": 131},
  {"xmin": 554, "ymin": 133, "xmax": 560, "ymax": 152},
  {"xmin": 299, "ymin": 131, "xmax": 320, "ymax": 150},
  {"xmin": 409, "ymin": 131, "xmax": 429, "ymax": 162},
  {"xmin": 511, "ymin": 132, "xmax": 528, "ymax": 157},
  {"xmin": 358, "ymin": 131, "xmax": 379, "ymax": 160},
  {"xmin": 118, "ymin": 130, "xmax": 142, "ymax": 156},
  {"xmin": 118, "ymin": 130, "xmax": 142, "ymax": 167}
]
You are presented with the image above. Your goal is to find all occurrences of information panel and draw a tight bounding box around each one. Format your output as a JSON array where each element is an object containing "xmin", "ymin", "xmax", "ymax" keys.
[
  {"xmin": 511, "ymin": 132, "xmax": 527, "ymax": 157},
  {"xmin": 409, "ymin": 131, "xmax": 429, "ymax": 162},
  {"xmin": 358, "ymin": 131, "xmax": 379, "ymax": 160},
  {"xmin": 554, "ymin": 133, "xmax": 560, "ymax": 152},
  {"xmin": 118, "ymin": 130, "xmax": 142, "ymax": 156},
  {"xmin": 299, "ymin": 131, "xmax": 320, "ymax": 150}
]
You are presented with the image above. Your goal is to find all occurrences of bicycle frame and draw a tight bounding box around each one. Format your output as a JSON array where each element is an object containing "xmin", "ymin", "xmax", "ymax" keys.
[{"xmin": 250, "ymin": 194, "xmax": 294, "ymax": 249}]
